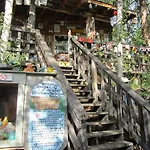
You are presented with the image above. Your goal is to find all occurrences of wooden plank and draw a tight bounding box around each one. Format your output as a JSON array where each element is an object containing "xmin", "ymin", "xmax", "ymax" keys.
[
  {"xmin": 68, "ymin": 120, "xmax": 81, "ymax": 150},
  {"xmin": 9, "ymin": 38, "xmax": 36, "ymax": 45},
  {"xmin": 28, "ymin": 0, "xmax": 35, "ymax": 28},
  {"xmin": 126, "ymin": 93, "xmax": 134, "ymax": 139},
  {"xmin": 116, "ymin": 85, "xmax": 123, "ymax": 136},
  {"xmin": 36, "ymin": 5, "xmax": 110, "ymax": 23},
  {"xmin": 91, "ymin": 60, "xmax": 98, "ymax": 101},
  {"xmin": 35, "ymin": 30, "xmax": 87, "ymax": 149},
  {"xmin": 107, "ymin": 75, "xmax": 113, "ymax": 115},
  {"xmin": 88, "ymin": 0, "xmax": 137, "ymax": 15},
  {"xmin": 10, "ymin": 26, "xmax": 35, "ymax": 33},
  {"xmin": 88, "ymin": 0, "xmax": 116, "ymax": 9},
  {"xmin": 16, "ymin": 0, "xmax": 22, "ymax": 5},
  {"xmin": 142, "ymin": 109, "xmax": 150, "ymax": 148},
  {"xmin": 36, "ymin": 48, "xmax": 47, "ymax": 67},
  {"xmin": 24, "ymin": 0, "xmax": 30, "ymax": 5},
  {"xmin": 88, "ymin": 141, "xmax": 133, "ymax": 150},
  {"xmin": 87, "ymin": 130, "xmax": 123, "ymax": 138}
]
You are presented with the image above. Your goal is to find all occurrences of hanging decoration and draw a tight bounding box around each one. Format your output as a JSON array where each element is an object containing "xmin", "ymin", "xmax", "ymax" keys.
[{"xmin": 110, "ymin": 10, "xmax": 118, "ymax": 27}]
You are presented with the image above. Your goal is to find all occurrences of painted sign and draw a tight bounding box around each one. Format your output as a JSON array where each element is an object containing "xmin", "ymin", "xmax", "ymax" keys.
[
  {"xmin": 28, "ymin": 79, "xmax": 67, "ymax": 150},
  {"xmin": 0, "ymin": 73, "xmax": 12, "ymax": 81}
]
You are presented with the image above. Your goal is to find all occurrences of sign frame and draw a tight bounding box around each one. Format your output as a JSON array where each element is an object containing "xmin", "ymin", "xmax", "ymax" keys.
[{"xmin": 24, "ymin": 75, "xmax": 68, "ymax": 150}]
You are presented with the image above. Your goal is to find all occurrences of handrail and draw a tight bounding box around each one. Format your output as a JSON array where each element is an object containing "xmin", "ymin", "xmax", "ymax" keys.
[
  {"xmin": 35, "ymin": 30, "xmax": 88, "ymax": 150},
  {"xmin": 70, "ymin": 37, "xmax": 150, "ymax": 150},
  {"xmin": 71, "ymin": 37, "xmax": 150, "ymax": 112}
]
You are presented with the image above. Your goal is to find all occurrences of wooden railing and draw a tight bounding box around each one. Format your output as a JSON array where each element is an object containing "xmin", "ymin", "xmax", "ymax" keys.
[
  {"xmin": 34, "ymin": 30, "xmax": 88, "ymax": 150},
  {"xmin": 69, "ymin": 37, "xmax": 150, "ymax": 150}
]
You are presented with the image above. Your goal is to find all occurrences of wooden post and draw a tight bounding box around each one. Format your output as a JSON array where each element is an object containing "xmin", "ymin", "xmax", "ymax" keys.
[
  {"xmin": 126, "ymin": 93, "xmax": 134, "ymax": 139},
  {"xmin": 117, "ymin": 0, "xmax": 123, "ymax": 78},
  {"xmin": 85, "ymin": 13, "xmax": 95, "ymax": 39},
  {"xmin": 91, "ymin": 60, "xmax": 98, "ymax": 101},
  {"xmin": 16, "ymin": 0, "xmax": 22, "ymax": 5},
  {"xmin": 51, "ymin": 34, "xmax": 55, "ymax": 55},
  {"xmin": 1, "ymin": 0, "xmax": 14, "ymax": 58},
  {"xmin": 28, "ymin": 0, "xmax": 36, "ymax": 28}
]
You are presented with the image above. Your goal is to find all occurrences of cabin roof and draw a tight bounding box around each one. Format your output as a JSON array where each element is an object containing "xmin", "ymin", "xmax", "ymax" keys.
[{"xmin": 8, "ymin": 0, "xmax": 137, "ymax": 32}]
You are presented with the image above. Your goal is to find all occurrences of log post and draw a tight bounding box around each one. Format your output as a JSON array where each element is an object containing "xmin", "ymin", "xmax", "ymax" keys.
[
  {"xmin": 0, "ymin": 0, "xmax": 14, "ymax": 59},
  {"xmin": 85, "ymin": 13, "xmax": 95, "ymax": 40},
  {"xmin": 28, "ymin": 0, "xmax": 36, "ymax": 28},
  {"xmin": 117, "ymin": 0, "xmax": 123, "ymax": 78},
  {"xmin": 91, "ymin": 60, "xmax": 98, "ymax": 101}
]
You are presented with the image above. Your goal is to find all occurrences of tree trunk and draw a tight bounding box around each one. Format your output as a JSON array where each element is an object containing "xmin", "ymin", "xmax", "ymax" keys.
[
  {"xmin": 1, "ymin": 0, "xmax": 14, "ymax": 58},
  {"xmin": 117, "ymin": 0, "xmax": 123, "ymax": 78},
  {"xmin": 139, "ymin": 0, "xmax": 150, "ymax": 46}
]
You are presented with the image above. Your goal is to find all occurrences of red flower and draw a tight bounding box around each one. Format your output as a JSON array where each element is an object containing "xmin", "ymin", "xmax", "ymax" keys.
[{"xmin": 113, "ymin": 11, "xmax": 118, "ymax": 16}]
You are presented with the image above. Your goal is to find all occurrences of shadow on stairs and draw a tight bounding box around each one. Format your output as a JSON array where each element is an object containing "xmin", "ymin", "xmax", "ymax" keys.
[{"xmin": 60, "ymin": 65, "xmax": 134, "ymax": 150}]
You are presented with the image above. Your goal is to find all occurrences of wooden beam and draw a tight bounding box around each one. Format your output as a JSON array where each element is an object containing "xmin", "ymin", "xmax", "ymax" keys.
[
  {"xmin": 37, "ymin": 6, "xmax": 110, "ymax": 23},
  {"xmin": 88, "ymin": 0, "xmax": 116, "ymax": 10},
  {"xmin": 76, "ymin": 0, "xmax": 84, "ymax": 8},
  {"xmin": 88, "ymin": 0, "xmax": 137, "ymax": 16},
  {"xmin": 60, "ymin": 0, "xmax": 68, "ymax": 7},
  {"xmin": 28, "ymin": 0, "xmax": 36, "ymax": 28}
]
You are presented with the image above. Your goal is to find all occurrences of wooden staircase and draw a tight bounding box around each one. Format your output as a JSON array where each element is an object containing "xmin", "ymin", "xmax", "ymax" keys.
[{"xmin": 60, "ymin": 65, "xmax": 133, "ymax": 150}]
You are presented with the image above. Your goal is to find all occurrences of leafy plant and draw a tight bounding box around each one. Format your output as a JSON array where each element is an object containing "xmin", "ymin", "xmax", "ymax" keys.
[
  {"xmin": 132, "ymin": 28, "xmax": 145, "ymax": 46},
  {"xmin": 2, "ymin": 51, "xmax": 26, "ymax": 70}
]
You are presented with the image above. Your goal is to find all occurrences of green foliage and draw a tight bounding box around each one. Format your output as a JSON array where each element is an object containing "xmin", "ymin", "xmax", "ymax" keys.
[
  {"xmin": 0, "ymin": 12, "xmax": 26, "ymax": 70},
  {"xmin": 132, "ymin": 28, "xmax": 145, "ymax": 46},
  {"xmin": 141, "ymin": 73, "xmax": 150, "ymax": 91},
  {"xmin": 129, "ymin": 76, "xmax": 141, "ymax": 90},
  {"xmin": 129, "ymin": 73, "xmax": 150, "ymax": 99},
  {"xmin": 97, "ymin": 0, "xmax": 115, "ymax": 5}
]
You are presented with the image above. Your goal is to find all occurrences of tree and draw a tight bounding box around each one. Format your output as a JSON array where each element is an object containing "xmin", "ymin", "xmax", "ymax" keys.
[{"xmin": 139, "ymin": 0, "xmax": 150, "ymax": 46}]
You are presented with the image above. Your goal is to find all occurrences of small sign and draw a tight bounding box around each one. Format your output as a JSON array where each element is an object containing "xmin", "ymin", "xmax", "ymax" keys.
[
  {"xmin": 28, "ymin": 78, "xmax": 67, "ymax": 150},
  {"xmin": 0, "ymin": 73, "xmax": 12, "ymax": 81}
]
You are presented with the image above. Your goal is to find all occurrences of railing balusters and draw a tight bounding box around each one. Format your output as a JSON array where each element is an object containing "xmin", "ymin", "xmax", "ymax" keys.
[
  {"xmin": 70, "ymin": 36, "xmax": 150, "ymax": 149},
  {"xmin": 108, "ymin": 75, "xmax": 113, "ymax": 115},
  {"xmin": 142, "ymin": 109, "xmax": 150, "ymax": 148},
  {"xmin": 126, "ymin": 93, "xmax": 134, "ymax": 139},
  {"xmin": 116, "ymin": 86, "xmax": 123, "ymax": 132}
]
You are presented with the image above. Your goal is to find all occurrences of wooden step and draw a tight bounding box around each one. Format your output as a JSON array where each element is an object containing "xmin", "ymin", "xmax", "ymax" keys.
[
  {"xmin": 86, "ymin": 111, "xmax": 108, "ymax": 116},
  {"xmin": 70, "ymin": 84, "xmax": 87, "ymax": 87},
  {"xmin": 77, "ymin": 96, "xmax": 94, "ymax": 100},
  {"xmin": 86, "ymin": 112, "xmax": 109, "ymax": 121},
  {"xmin": 74, "ymin": 90, "xmax": 90, "ymax": 96},
  {"xmin": 61, "ymin": 69, "xmax": 75, "ymax": 73},
  {"xmin": 81, "ymin": 103, "xmax": 101, "ymax": 107},
  {"xmin": 86, "ymin": 120, "xmax": 115, "ymax": 126},
  {"xmin": 60, "ymin": 66, "xmax": 73, "ymax": 70},
  {"xmin": 88, "ymin": 141, "xmax": 133, "ymax": 150},
  {"xmin": 87, "ymin": 130, "xmax": 123, "ymax": 138},
  {"xmin": 73, "ymin": 89, "xmax": 90, "ymax": 93},
  {"xmin": 64, "ymin": 74, "xmax": 78, "ymax": 78},
  {"xmin": 67, "ymin": 79, "xmax": 85, "ymax": 82},
  {"xmin": 77, "ymin": 96, "xmax": 94, "ymax": 103}
]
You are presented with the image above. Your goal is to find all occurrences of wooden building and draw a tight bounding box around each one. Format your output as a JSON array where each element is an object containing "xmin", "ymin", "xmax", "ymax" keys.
[{"xmin": 0, "ymin": 0, "xmax": 136, "ymax": 55}]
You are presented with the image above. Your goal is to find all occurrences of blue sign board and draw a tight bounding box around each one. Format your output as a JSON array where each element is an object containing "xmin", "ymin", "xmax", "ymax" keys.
[{"xmin": 28, "ymin": 80, "xmax": 66, "ymax": 150}]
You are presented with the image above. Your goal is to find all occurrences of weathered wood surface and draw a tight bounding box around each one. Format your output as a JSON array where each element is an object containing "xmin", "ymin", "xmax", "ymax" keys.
[
  {"xmin": 71, "ymin": 37, "xmax": 150, "ymax": 111},
  {"xmin": 16, "ymin": 0, "xmax": 48, "ymax": 6},
  {"xmin": 35, "ymin": 30, "xmax": 88, "ymax": 149},
  {"xmin": 70, "ymin": 37, "xmax": 150, "ymax": 149}
]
